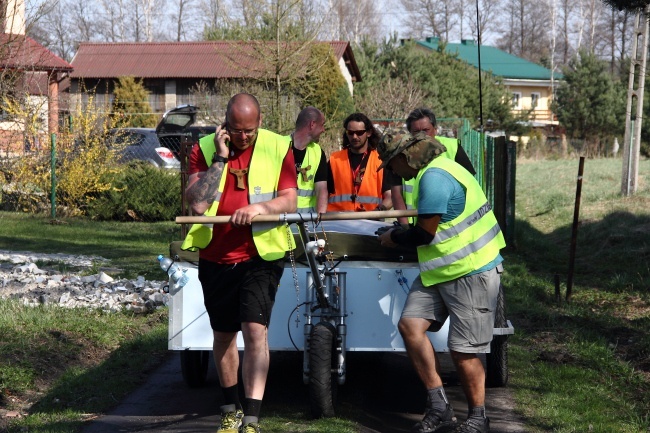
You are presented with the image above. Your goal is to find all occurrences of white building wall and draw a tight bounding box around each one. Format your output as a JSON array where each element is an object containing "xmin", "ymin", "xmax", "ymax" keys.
[{"xmin": 4, "ymin": 0, "xmax": 26, "ymax": 34}]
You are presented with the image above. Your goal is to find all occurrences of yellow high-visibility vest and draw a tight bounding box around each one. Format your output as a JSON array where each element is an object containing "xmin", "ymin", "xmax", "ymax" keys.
[
  {"xmin": 294, "ymin": 142, "xmax": 322, "ymax": 213},
  {"xmin": 181, "ymin": 129, "xmax": 295, "ymax": 261},
  {"xmin": 413, "ymin": 156, "xmax": 505, "ymax": 286}
]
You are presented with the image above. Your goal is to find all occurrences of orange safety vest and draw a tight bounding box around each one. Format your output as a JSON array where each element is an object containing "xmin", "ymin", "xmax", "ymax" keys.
[{"xmin": 327, "ymin": 149, "xmax": 383, "ymax": 212}]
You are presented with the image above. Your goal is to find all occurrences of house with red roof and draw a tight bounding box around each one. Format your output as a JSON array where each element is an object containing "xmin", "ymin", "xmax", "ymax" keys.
[
  {"xmin": 0, "ymin": 0, "xmax": 73, "ymax": 153},
  {"xmin": 66, "ymin": 40, "xmax": 361, "ymax": 118}
]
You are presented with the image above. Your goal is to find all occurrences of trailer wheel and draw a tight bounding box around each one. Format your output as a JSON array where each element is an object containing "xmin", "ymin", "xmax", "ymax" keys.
[
  {"xmin": 308, "ymin": 322, "xmax": 337, "ymax": 418},
  {"xmin": 486, "ymin": 283, "xmax": 508, "ymax": 387},
  {"xmin": 180, "ymin": 350, "xmax": 209, "ymax": 388}
]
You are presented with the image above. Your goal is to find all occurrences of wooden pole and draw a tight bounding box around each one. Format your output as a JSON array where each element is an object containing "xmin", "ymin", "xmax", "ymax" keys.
[
  {"xmin": 566, "ymin": 157, "xmax": 585, "ymax": 302},
  {"xmin": 175, "ymin": 209, "xmax": 419, "ymax": 225}
]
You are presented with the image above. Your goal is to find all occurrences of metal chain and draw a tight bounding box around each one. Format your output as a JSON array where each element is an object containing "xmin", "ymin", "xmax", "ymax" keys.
[
  {"xmin": 286, "ymin": 222, "xmax": 301, "ymax": 308},
  {"xmin": 318, "ymin": 225, "xmax": 339, "ymax": 292}
]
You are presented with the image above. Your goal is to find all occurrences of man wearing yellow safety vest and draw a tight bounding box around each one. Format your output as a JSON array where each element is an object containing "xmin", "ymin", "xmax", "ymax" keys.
[
  {"xmin": 182, "ymin": 93, "xmax": 297, "ymax": 433},
  {"xmin": 376, "ymin": 129, "xmax": 505, "ymax": 433},
  {"xmin": 290, "ymin": 107, "xmax": 328, "ymax": 214},
  {"xmin": 390, "ymin": 108, "xmax": 476, "ymax": 227}
]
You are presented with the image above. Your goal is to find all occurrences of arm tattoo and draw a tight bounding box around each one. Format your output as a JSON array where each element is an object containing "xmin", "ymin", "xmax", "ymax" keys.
[{"xmin": 187, "ymin": 163, "xmax": 225, "ymax": 205}]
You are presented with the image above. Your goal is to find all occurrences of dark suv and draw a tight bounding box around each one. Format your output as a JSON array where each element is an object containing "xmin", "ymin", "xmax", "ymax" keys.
[
  {"xmin": 110, "ymin": 105, "xmax": 216, "ymax": 169},
  {"xmin": 155, "ymin": 104, "xmax": 216, "ymax": 161}
]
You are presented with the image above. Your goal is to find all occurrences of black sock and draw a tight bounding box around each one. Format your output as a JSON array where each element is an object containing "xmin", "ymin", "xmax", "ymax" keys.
[
  {"xmin": 222, "ymin": 384, "xmax": 242, "ymax": 411},
  {"xmin": 426, "ymin": 386, "xmax": 449, "ymax": 413},
  {"xmin": 468, "ymin": 405, "xmax": 486, "ymax": 419},
  {"xmin": 245, "ymin": 398, "xmax": 262, "ymax": 418}
]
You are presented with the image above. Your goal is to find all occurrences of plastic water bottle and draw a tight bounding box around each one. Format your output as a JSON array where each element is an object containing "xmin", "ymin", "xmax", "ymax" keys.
[{"xmin": 157, "ymin": 254, "xmax": 189, "ymax": 292}]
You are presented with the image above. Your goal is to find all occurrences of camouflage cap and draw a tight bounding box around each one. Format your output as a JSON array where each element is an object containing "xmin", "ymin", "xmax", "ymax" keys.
[
  {"xmin": 377, "ymin": 128, "xmax": 447, "ymax": 171},
  {"xmin": 403, "ymin": 134, "xmax": 447, "ymax": 170}
]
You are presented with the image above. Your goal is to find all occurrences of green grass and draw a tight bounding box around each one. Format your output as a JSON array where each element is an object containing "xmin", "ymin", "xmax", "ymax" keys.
[
  {"xmin": 0, "ymin": 211, "xmax": 182, "ymax": 279},
  {"xmin": 1, "ymin": 157, "xmax": 650, "ymax": 432},
  {"xmin": 505, "ymin": 157, "xmax": 650, "ymax": 432},
  {"xmin": 0, "ymin": 300, "xmax": 168, "ymax": 432}
]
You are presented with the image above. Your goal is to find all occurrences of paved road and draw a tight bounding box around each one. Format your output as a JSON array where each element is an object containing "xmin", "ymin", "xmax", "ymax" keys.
[{"xmin": 82, "ymin": 351, "xmax": 527, "ymax": 433}]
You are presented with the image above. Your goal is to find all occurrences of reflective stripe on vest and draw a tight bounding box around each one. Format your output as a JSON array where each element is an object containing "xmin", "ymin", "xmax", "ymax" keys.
[
  {"xmin": 295, "ymin": 142, "xmax": 321, "ymax": 213},
  {"xmin": 413, "ymin": 157, "xmax": 505, "ymax": 286},
  {"xmin": 181, "ymin": 130, "xmax": 294, "ymax": 260},
  {"xmin": 327, "ymin": 149, "xmax": 383, "ymax": 211},
  {"xmin": 402, "ymin": 136, "xmax": 459, "ymax": 225}
]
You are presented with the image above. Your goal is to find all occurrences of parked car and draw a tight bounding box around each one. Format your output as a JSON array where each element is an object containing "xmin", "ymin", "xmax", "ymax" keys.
[
  {"xmin": 109, "ymin": 127, "xmax": 180, "ymax": 169},
  {"xmin": 110, "ymin": 105, "xmax": 216, "ymax": 169},
  {"xmin": 155, "ymin": 104, "xmax": 216, "ymax": 161}
]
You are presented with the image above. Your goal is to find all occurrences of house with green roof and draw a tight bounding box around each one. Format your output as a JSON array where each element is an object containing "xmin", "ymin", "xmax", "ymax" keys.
[{"xmin": 412, "ymin": 37, "xmax": 563, "ymax": 127}]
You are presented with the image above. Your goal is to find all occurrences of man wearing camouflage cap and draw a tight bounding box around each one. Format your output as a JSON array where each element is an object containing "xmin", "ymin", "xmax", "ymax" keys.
[
  {"xmin": 388, "ymin": 108, "xmax": 476, "ymax": 227},
  {"xmin": 376, "ymin": 128, "xmax": 505, "ymax": 433}
]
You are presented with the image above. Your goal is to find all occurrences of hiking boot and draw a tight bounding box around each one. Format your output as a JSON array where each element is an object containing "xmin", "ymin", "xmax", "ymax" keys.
[
  {"xmin": 217, "ymin": 408, "xmax": 244, "ymax": 432},
  {"xmin": 453, "ymin": 417, "xmax": 490, "ymax": 433},
  {"xmin": 240, "ymin": 422, "xmax": 261, "ymax": 433},
  {"xmin": 412, "ymin": 404, "xmax": 457, "ymax": 433}
]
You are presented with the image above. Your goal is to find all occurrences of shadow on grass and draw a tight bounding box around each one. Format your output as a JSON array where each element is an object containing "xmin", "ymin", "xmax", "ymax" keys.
[
  {"xmin": 509, "ymin": 210, "xmax": 650, "ymax": 292},
  {"xmin": 9, "ymin": 326, "xmax": 168, "ymax": 433},
  {"xmin": 501, "ymin": 211, "xmax": 650, "ymax": 428}
]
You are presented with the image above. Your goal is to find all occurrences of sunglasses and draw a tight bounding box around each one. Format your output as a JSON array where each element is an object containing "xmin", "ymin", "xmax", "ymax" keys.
[{"xmin": 345, "ymin": 129, "xmax": 367, "ymax": 137}]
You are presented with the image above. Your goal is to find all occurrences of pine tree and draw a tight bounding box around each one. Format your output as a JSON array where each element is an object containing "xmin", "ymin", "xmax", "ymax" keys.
[{"xmin": 111, "ymin": 77, "xmax": 157, "ymax": 128}]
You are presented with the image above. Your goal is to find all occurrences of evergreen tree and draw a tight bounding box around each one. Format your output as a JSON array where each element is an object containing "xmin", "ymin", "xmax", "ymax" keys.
[
  {"xmin": 354, "ymin": 39, "xmax": 519, "ymax": 133},
  {"xmin": 553, "ymin": 50, "xmax": 624, "ymax": 154},
  {"xmin": 299, "ymin": 44, "xmax": 354, "ymax": 130},
  {"xmin": 111, "ymin": 76, "xmax": 157, "ymax": 128}
]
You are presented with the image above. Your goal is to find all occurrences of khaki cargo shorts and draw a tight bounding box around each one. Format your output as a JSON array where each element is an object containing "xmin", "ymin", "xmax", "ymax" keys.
[{"xmin": 401, "ymin": 264, "xmax": 503, "ymax": 353}]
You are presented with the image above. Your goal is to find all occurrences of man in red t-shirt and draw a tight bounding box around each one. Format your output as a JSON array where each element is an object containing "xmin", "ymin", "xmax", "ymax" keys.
[{"xmin": 184, "ymin": 93, "xmax": 297, "ymax": 433}]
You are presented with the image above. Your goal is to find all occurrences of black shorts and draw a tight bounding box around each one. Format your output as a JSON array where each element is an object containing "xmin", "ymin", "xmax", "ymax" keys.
[{"xmin": 198, "ymin": 256, "xmax": 284, "ymax": 332}]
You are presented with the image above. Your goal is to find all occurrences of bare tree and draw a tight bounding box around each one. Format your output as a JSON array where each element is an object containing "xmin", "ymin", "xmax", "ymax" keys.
[
  {"xmin": 584, "ymin": 0, "xmax": 604, "ymax": 53},
  {"xmin": 468, "ymin": 0, "xmax": 502, "ymax": 43},
  {"xmin": 168, "ymin": 0, "xmax": 196, "ymax": 41},
  {"xmin": 98, "ymin": 0, "xmax": 129, "ymax": 42},
  {"xmin": 198, "ymin": 0, "xmax": 227, "ymax": 30},
  {"xmin": 31, "ymin": 1, "xmax": 75, "ymax": 61},
  {"xmin": 330, "ymin": 0, "xmax": 383, "ymax": 45},
  {"xmin": 399, "ymin": 0, "xmax": 442, "ymax": 39},
  {"xmin": 70, "ymin": 0, "xmax": 97, "ymax": 43},
  {"xmin": 355, "ymin": 77, "xmax": 427, "ymax": 122},
  {"xmin": 496, "ymin": 0, "xmax": 550, "ymax": 62},
  {"xmin": 558, "ymin": 0, "xmax": 576, "ymax": 65}
]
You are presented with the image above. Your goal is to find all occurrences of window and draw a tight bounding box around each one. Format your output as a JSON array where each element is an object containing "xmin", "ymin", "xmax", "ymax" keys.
[
  {"xmin": 531, "ymin": 93, "xmax": 540, "ymax": 109},
  {"xmin": 511, "ymin": 92, "xmax": 521, "ymax": 109}
]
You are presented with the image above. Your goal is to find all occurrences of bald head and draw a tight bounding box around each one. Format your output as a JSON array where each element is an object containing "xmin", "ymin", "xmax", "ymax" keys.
[
  {"xmin": 295, "ymin": 106, "xmax": 324, "ymax": 129},
  {"xmin": 226, "ymin": 93, "xmax": 261, "ymax": 123},
  {"xmin": 225, "ymin": 93, "xmax": 262, "ymax": 150}
]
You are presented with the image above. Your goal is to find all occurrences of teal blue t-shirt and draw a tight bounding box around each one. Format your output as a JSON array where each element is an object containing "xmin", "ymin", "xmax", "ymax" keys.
[{"xmin": 417, "ymin": 168, "xmax": 503, "ymax": 274}]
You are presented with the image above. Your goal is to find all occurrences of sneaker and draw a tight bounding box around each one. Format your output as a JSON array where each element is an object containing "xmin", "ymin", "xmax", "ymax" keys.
[
  {"xmin": 453, "ymin": 417, "xmax": 490, "ymax": 433},
  {"xmin": 217, "ymin": 408, "xmax": 244, "ymax": 432},
  {"xmin": 240, "ymin": 422, "xmax": 261, "ymax": 433},
  {"xmin": 412, "ymin": 404, "xmax": 457, "ymax": 433}
]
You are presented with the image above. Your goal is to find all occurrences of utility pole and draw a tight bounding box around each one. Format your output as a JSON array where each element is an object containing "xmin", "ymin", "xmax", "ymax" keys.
[{"xmin": 621, "ymin": 7, "xmax": 649, "ymax": 196}]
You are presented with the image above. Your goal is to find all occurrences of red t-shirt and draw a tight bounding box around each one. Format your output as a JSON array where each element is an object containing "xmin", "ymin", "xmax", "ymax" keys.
[{"xmin": 188, "ymin": 140, "xmax": 297, "ymax": 264}]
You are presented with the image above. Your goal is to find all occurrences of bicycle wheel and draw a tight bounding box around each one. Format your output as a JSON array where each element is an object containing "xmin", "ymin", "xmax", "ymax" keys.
[{"xmin": 308, "ymin": 322, "xmax": 337, "ymax": 418}]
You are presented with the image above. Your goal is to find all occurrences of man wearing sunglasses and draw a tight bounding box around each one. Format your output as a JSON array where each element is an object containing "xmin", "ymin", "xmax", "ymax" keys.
[
  {"xmin": 181, "ymin": 93, "xmax": 297, "ymax": 433},
  {"xmin": 327, "ymin": 112, "xmax": 393, "ymax": 212}
]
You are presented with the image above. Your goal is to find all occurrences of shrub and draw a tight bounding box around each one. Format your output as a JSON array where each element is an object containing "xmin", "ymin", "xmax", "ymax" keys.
[{"xmin": 87, "ymin": 161, "xmax": 181, "ymax": 222}]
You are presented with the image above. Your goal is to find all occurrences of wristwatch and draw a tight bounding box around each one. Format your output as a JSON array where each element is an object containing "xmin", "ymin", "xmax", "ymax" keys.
[{"xmin": 212, "ymin": 153, "xmax": 228, "ymax": 164}]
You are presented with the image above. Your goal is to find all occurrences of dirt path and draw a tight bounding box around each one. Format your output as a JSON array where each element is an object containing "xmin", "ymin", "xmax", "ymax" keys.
[{"xmin": 82, "ymin": 351, "xmax": 527, "ymax": 433}]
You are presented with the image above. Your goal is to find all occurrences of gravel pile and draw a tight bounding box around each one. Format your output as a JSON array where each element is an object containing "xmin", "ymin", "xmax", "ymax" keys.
[{"xmin": 0, "ymin": 250, "xmax": 169, "ymax": 313}]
